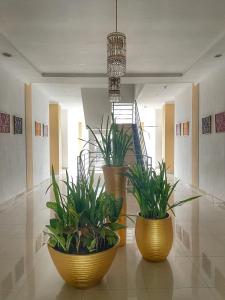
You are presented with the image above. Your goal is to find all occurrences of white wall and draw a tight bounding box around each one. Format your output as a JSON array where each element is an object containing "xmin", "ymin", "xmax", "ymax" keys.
[
  {"xmin": 174, "ymin": 84, "xmax": 192, "ymax": 184},
  {"xmin": 32, "ymin": 85, "xmax": 50, "ymax": 186},
  {"xmin": 81, "ymin": 85, "xmax": 135, "ymax": 128},
  {"xmin": 120, "ymin": 84, "xmax": 135, "ymax": 103},
  {"xmin": 199, "ymin": 68, "xmax": 225, "ymax": 200},
  {"xmin": 67, "ymin": 108, "xmax": 87, "ymax": 179},
  {"xmin": 61, "ymin": 109, "xmax": 68, "ymax": 169},
  {"xmin": 139, "ymin": 107, "xmax": 156, "ymax": 167},
  {"xmin": 174, "ymin": 69, "xmax": 225, "ymax": 200},
  {"xmin": 81, "ymin": 88, "xmax": 111, "ymax": 128},
  {"xmin": 0, "ymin": 66, "xmax": 26, "ymax": 204}
]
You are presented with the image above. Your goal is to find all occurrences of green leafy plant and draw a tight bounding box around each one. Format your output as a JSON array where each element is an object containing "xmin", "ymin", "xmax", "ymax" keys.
[
  {"xmin": 125, "ymin": 161, "xmax": 200, "ymax": 219},
  {"xmin": 45, "ymin": 167, "xmax": 125, "ymax": 254},
  {"xmin": 84, "ymin": 115, "xmax": 133, "ymax": 167}
]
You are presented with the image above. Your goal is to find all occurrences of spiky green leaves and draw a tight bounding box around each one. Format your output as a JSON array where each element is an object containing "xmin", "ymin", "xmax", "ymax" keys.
[
  {"xmin": 126, "ymin": 162, "xmax": 200, "ymax": 219},
  {"xmin": 45, "ymin": 168, "xmax": 123, "ymax": 254},
  {"xmin": 83, "ymin": 114, "xmax": 133, "ymax": 167}
]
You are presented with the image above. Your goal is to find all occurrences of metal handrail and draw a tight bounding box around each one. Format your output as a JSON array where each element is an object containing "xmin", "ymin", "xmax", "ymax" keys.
[
  {"xmin": 112, "ymin": 100, "xmax": 148, "ymax": 159},
  {"xmin": 77, "ymin": 150, "xmax": 152, "ymax": 179},
  {"xmin": 133, "ymin": 100, "xmax": 148, "ymax": 157},
  {"xmin": 77, "ymin": 101, "xmax": 151, "ymax": 178}
]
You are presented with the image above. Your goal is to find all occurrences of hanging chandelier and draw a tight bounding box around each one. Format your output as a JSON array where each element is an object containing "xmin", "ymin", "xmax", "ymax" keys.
[
  {"xmin": 107, "ymin": 0, "xmax": 126, "ymax": 77},
  {"xmin": 108, "ymin": 77, "xmax": 121, "ymax": 102}
]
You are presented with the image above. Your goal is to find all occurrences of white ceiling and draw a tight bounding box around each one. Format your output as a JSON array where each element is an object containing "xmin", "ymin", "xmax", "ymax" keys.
[
  {"xmin": 34, "ymin": 83, "xmax": 83, "ymax": 108},
  {"xmin": 1, "ymin": 0, "xmax": 225, "ymax": 106},
  {"xmin": 137, "ymin": 83, "xmax": 190, "ymax": 108},
  {"xmin": 1, "ymin": 0, "xmax": 225, "ymax": 74}
]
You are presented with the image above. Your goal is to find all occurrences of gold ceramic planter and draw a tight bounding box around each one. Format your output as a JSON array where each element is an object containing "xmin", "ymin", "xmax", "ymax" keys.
[
  {"xmin": 102, "ymin": 165, "xmax": 128, "ymax": 247},
  {"xmin": 135, "ymin": 214, "xmax": 173, "ymax": 262},
  {"xmin": 48, "ymin": 239, "xmax": 119, "ymax": 289}
]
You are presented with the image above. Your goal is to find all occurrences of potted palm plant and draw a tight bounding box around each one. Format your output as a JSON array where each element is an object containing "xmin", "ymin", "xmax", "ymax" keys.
[
  {"xmin": 45, "ymin": 168, "xmax": 124, "ymax": 289},
  {"xmin": 125, "ymin": 162, "xmax": 200, "ymax": 262},
  {"xmin": 85, "ymin": 115, "xmax": 133, "ymax": 246}
]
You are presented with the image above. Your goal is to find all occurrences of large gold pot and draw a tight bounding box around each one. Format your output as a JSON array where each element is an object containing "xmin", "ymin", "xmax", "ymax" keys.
[
  {"xmin": 48, "ymin": 239, "xmax": 119, "ymax": 289},
  {"xmin": 135, "ymin": 214, "xmax": 173, "ymax": 262},
  {"xmin": 102, "ymin": 165, "xmax": 128, "ymax": 247}
]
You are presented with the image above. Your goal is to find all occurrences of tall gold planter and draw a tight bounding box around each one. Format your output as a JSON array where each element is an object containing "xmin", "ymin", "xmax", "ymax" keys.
[
  {"xmin": 48, "ymin": 239, "xmax": 119, "ymax": 289},
  {"xmin": 135, "ymin": 214, "xmax": 173, "ymax": 262},
  {"xmin": 102, "ymin": 165, "xmax": 128, "ymax": 247}
]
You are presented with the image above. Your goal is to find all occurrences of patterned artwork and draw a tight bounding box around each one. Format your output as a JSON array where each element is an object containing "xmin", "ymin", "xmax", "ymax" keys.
[
  {"xmin": 0, "ymin": 112, "xmax": 10, "ymax": 133},
  {"xmin": 176, "ymin": 123, "xmax": 181, "ymax": 136},
  {"xmin": 202, "ymin": 116, "xmax": 212, "ymax": 134},
  {"xmin": 215, "ymin": 112, "xmax": 225, "ymax": 133},
  {"xmin": 35, "ymin": 122, "xmax": 42, "ymax": 136},
  {"xmin": 183, "ymin": 121, "xmax": 189, "ymax": 136},
  {"xmin": 42, "ymin": 124, "xmax": 48, "ymax": 137},
  {"xmin": 13, "ymin": 116, "xmax": 23, "ymax": 134}
]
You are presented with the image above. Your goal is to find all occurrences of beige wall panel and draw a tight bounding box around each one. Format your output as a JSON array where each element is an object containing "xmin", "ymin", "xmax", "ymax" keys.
[
  {"xmin": 162, "ymin": 103, "xmax": 175, "ymax": 173},
  {"xmin": 49, "ymin": 104, "xmax": 61, "ymax": 174}
]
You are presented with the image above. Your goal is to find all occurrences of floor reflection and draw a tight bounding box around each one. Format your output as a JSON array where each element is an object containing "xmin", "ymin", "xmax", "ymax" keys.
[
  {"xmin": 15, "ymin": 257, "xmax": 25, "ymax": 283},
  {"xmin": 1, "ymin": 179, "xmax": 225, "ymax": 299},
  {"xmin": 215, "ymin": 267, "xmax": 225, "ymax": 299},
  {"xmin": 1, "ymin": 273, "xmax": 13, "ymax": 299},
  {"xmin": 137, "ymin": 258, "xmax": 173, "ymax": 294}
]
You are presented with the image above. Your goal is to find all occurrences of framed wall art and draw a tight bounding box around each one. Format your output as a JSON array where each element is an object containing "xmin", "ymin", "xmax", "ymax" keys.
[
  {"xmin": 42, "ymin": 124, "xmax": 48, "ymax": 137},
  {"xmin": 35, "ymin": 122, "xmax": 42, "ymax": 136},
  {"xmin": 0, "ymin": 112, "xmax": 10, "ymax": 133},
  {"xmin": 202, "ymin": 115, "xmax": 212, "ymax": 134},
  {"xmin": 176, "ymin": 123, "xmax": 181, "ymax": 136},
  {"xmin": 182, "ymin": 121, "xmax": 189, "ymax": 136},
  {"xmin": 13, "ymin": 116, "xmax": 23, "ymax": 134},
  {"xmin": 215, "ymin": 112, "xmax": 225, "ymax": 133}
]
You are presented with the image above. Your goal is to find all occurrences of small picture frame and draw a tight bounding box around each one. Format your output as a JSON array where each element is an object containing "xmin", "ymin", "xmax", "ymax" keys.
[
  {"xmin": 176, "ymin": 123, "xmax": 181, "ymax": 136},
  {"xmin": 42, "ymin": 124, "xmax": 48, "ymax": 137},
  {"xmin": 202, "ymin": 115, "xmax": 212, "ymax": 134},
  {"xmin": 183, "ymin": 121, "xmax": 189, "ymax": 136},
  {"xmin": 13, "ymin": 116, "xmax": 23, "ymax": 134},
  {"xmin": 35, "ymin": 122, "xmax": 42, "ymax": 136},
  {"xmin": 0, "ymin": 112, "xmax": 10, "ymax": 133},
  {"xmin": 215, "ymin": 112, "xmax": 225, "ymax": 133}
]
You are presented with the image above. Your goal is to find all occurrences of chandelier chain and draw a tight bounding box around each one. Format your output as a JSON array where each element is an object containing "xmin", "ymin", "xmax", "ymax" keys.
[
  {"xmin": 116, "ymin": 0, "xmax": 117, "ymax": 32},
  {"xmin": 107, "ymin": 0, "xmax": 126, "ymax": 99}
]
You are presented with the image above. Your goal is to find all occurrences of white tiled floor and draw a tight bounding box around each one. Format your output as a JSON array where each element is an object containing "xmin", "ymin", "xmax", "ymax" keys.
[{"xmin": 1, "ymin": 180, "xmax": 225, "ymax": 299}]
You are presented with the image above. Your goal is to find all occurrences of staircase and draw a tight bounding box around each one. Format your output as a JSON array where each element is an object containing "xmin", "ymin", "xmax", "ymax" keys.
[
  {"xmin": 132, "ymin": 124, "xmax": 144, "ymax": 166},
  {"xmin": 77, "ymin": 100, "xmax": 152, "ymax": 179},
  {"xmin": 112, "ymin": 101, "xmax": 152, "ymax": 169}
]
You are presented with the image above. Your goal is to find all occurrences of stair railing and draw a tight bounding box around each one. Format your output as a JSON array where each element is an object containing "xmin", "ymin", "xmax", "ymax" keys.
[
  {"xmin": 77, "ymin": 100, "xmax": 152, "ymax": 178},
  {"xmin": 77, "ymin": 149, "xmax": 105, "ymax": 180},
  {"xmin": 133, "ymin": 100, "xmax": 148, "ymax": 158},
  {"xmin": 112, "ymin": 100, "xmax": 148, "ymax": 159}
]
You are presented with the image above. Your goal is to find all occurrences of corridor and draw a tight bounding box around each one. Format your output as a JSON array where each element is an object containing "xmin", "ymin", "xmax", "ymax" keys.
[{"xmin": 1, "ymin": 180, "xmax": 225, "ymax": 300}]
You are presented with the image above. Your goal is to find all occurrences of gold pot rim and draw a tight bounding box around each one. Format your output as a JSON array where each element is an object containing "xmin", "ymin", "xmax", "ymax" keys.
[
  {"xmin": 137, "ymin": 212, "xmax": 171, "ymax": 222},
  {"xmin": 48, "ymin": 235, "xmax": 120, "ymax": 257}
]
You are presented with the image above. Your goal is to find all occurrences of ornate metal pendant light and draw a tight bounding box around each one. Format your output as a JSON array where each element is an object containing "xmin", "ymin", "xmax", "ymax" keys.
[
  {"xmin": 108, "ymin": 77, "xmax": 121, "ymax": 102},
  {"xmin": 107, "ymin": 0, "xmax": 126, "ymax": 77}
]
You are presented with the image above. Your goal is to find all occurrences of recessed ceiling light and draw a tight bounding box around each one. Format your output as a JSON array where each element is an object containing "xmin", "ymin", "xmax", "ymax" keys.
[
  {"xmin": 214, "ymin": 54, "xmax": 223, "ymax": 58},
  {"xmin": 2, "ymin": 52, "xmax": 12, "ymax": 58}
]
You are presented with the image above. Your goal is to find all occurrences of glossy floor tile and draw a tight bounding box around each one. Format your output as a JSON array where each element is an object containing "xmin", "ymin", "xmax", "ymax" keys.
[{"xmin": 1, "ymin": 178, "xmax": 225, "ymax": 299}]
